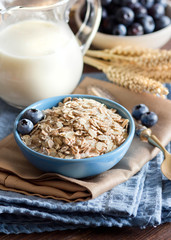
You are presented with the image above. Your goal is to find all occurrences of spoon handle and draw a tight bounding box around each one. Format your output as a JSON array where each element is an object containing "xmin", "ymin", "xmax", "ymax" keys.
[{"xmin": 139, "ymin": 128, "xmax": 169, "ymax": 156}]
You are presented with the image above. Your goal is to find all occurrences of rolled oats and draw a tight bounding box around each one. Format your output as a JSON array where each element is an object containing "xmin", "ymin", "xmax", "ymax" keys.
[{"xmin": 21, "ymin": 98, "xmax": 129, "ymax": 159}]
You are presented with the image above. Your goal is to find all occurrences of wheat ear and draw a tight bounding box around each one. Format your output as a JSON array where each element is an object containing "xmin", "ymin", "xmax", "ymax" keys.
[{"xmin": 84, "ymin": 56, "xmax": 168, "ymax": 96}]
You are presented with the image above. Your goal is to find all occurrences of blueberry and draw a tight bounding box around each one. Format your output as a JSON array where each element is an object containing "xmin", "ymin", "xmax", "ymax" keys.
[
  {"xmin": 155, "ymin": 15, "xmax": 171, "ymax": 30},
  {"xmin": 141, "ymin": 111, "xmax": 158, "ymax": 127},
  {"xmin": 17, "ymin": 119, "xmax": 34, "ymax": 135},
  {"xmin": 115, "ymin": 7, "xmax": 135, "ymax": 26},
  {"xmin": 131, "ymin": 3, "xmax": 147, "ymax": 19},
  {"xmin": 149, "ymin": 3, "xmax": 165, "ymax": 19},
  {"xmin": 139, "ymin": 0, "xmax": 154, "ymax": 9},
  {"xmin": 127, "ymin": 22, "xmax": 144, "ymax": 35},
  {"xmin": 112, "ymin": 24, "xmax": 127, "ymax": 35},
  {"xmin": 139, "ymin": 15, "xmax": 155, "ymax": 33},
  {"xmin": 22, "ymin": 109, "xmax": 44, "ymax": 124},
  {"xmin": 155, "ymin": 0, "xmax": 167, "ymax": 8},
  {"xmin": 132, "ymin": 104, "xmax": 149, "ymax": 120}
]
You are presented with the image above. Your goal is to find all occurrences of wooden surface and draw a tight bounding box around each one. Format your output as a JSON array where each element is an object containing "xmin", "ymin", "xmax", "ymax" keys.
[
  {"xmin": 0, "ymin": 29, "xmax": 171, "ymax": 240},
  {"xmin": 0, "ymin": 223, "xmax": 171, "ymax": 240}
]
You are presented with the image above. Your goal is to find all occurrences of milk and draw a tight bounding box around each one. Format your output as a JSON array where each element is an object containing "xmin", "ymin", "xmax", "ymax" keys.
[{"xmin": 0, "ymin": 20, "xmax": 83, "ymax": 107}]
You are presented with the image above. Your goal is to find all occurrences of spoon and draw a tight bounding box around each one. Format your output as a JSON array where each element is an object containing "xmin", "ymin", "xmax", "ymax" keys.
[
  {"xmin": 87, "ymin": 85, "xmax": 171, "ymax": 180},
  {"xmin": 136, "ymin": 125, "xmax": 171, "ymax": 180}
]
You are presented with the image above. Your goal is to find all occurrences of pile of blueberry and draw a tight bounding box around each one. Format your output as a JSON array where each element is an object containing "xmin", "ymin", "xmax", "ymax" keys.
[
  {"xmin": 81, "ymin": 0, "xmax": 171, "ymax": 36},
  {"xmin": 132, "ymin": 104, "xmax": 158, "ymax": 127},
  {"xmin": 17, "ymin": 109, "xmax": 44, "ymax": 135}
]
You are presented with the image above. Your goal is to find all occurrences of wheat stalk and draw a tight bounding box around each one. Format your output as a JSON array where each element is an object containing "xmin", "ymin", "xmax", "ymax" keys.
[
  {"xmin": 84, "ymin": 55, "xmax": 168, "ymax": 96},
  {"xmin": 88, "ymin": 46, "xmax": 160, "ymax": 57},
  {"xmin": 86, "ymin": 47, "xmax": 171, "ymax": 71}
]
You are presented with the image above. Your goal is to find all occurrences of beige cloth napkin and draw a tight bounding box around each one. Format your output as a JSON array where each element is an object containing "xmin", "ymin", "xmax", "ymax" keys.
[{"xmin": 0, "ymin": 77, "xmax": 171, "ymax": 202}]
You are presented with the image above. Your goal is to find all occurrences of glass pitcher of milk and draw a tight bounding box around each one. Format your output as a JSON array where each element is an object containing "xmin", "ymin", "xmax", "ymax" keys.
[{"xmin": 0, "ymin": 0, "xmax": 101, "ymax": 108}]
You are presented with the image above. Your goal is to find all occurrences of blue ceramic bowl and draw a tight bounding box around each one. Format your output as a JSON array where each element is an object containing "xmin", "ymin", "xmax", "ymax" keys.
[{"xmin": 14, "ymin": 94, "xmax": 135, "ymax": 179}]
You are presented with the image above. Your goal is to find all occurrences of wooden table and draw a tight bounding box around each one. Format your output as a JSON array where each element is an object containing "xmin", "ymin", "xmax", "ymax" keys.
[{"xmin": 0, "ymin": 40, "xmax": 170, "ymax": 240}]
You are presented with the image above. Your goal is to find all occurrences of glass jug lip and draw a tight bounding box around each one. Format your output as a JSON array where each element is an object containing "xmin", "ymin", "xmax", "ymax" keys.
[{"xmin": 2, "ymin": 0, "xmax": 70, "ymax": 13}]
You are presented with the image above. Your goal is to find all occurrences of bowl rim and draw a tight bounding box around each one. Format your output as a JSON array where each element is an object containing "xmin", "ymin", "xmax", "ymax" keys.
[
  {"xmin": 14, "ymin": 94, "xmax": 135, "ymax": 163},
  {"xmin": 74, "ymin": 1, "xmax": 171, "ymax": 39}
]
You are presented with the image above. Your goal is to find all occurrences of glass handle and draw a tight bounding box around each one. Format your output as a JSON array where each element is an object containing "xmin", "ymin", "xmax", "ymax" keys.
[{"xmin": 76, "ymin": 0, "xmax": 101, "ymax": 55}]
